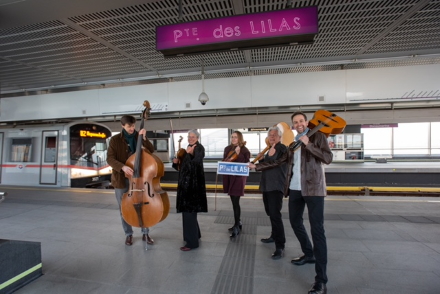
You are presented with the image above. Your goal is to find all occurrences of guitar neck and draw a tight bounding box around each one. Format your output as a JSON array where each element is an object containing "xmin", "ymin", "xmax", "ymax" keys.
[
  {"xmin": 306, "ymin": 123, "xmax": 324, "ymax": 137},
  {"xmin": 290, "ymin": 123, "xmax": 325, "ymax": 151}
]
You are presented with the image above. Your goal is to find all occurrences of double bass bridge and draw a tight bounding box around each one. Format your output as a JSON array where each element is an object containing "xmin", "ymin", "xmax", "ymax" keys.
[{"xmin": 130, "ymin": 189, "xmax": 145, "ymax": 192}]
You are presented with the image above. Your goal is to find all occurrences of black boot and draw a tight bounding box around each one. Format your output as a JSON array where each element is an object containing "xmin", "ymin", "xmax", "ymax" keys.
[
  {"xmin": 228, "ymin": 221, "xmax": 242, "ymax": 231},
  {"xmin": 230, "ymin": 225, "xmax": 240, "ymax": 238}
]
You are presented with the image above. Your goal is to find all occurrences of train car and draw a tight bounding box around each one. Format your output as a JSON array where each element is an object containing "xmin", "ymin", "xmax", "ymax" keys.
[{"xmin": 0, "ymin": 121, "xmax": 113, "ymax": 188}]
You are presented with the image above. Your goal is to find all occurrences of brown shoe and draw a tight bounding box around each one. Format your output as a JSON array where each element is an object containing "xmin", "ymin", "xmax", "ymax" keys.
[
  {"xmin": 125, "ymin": 235, "xmax": 133, "ymax": 246},
  {"xmin": 142, "ymin": 234, "xmax": 154, "ymax": 245}
]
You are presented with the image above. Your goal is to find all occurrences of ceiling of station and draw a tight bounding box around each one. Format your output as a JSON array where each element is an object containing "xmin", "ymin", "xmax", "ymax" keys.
[{"xmin": 1, "ymin": 0, "xmax": 440, "ymax": 96}]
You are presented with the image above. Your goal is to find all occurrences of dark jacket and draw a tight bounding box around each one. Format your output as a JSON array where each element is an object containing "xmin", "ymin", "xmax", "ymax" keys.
[
  {"xmin": 107, "ymin": 130, "xmax": 154, "ymax": 189},
  {"xmin": 284, "ymin": 131, "xmax": 333, "ymax": 196},
  {"xmin": 172, "ymin": 142, "xmax": 208, "ymax": 213},
  {"xmin": 254, "ymin": 142, "xmax": 288, "ymax": 193},
  {"xmin": 222, "ymin": 145, "xmax": 251, "ymax": 196}
]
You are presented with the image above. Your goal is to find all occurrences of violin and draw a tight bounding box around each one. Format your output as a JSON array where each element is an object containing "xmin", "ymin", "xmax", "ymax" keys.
[
  {"xmin": 251, "ymin": 138, "xmax": 270, "ymax": 163},
  {"xmin": 290, "ymin": 109, "xmax": 346, "ymax": 151},
  {"xmin": 175, "ymin": 136, "xmax": 187, "ymax": 168},
  {"xmin": 251, "ymin": 122, "xmax": 294, "ymax": 163},
  {"xmin": 121, "ymin": 101, "xmax": 170, "ymax": 228},
  {"xmin": 224, "ymin": 141, "xmax": 246, "ymax": 162}
]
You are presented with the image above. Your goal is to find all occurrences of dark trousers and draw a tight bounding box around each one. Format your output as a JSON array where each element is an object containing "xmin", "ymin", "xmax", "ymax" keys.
[
  {"xmin": 289, "ymin": 190, "xmax": 328, "ymax": 284},
  {"xmin": 230, "ymin": 195, "xmax": 241, "ymax": 226},
  {"xmin": 182, "ymin": 212, "xmax": 201, "ymax": 248},
  {"xmin": 262, "ymin": 190, "xmax": 285, "ymax": 249}
]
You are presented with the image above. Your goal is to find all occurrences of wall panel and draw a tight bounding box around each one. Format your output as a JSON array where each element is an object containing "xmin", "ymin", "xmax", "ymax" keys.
[{"xmin": 2, "ymin": 64, "xmax": 439, "ymax": 124}]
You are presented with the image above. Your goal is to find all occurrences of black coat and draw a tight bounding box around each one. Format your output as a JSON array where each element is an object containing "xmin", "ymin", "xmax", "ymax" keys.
[{"xmin": 172, "ymin": 142, "xmax": 208, "ymax": 213}]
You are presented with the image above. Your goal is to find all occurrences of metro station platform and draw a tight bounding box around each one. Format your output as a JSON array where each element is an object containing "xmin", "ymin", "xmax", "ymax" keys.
[{"xmin": 0, "ymin": 186, "xmax": 440, "ymax": 294}]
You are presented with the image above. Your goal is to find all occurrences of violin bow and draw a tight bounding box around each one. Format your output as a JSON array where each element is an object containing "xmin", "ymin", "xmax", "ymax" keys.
[{"xmin": 169, "ymin": 119, "xmax": 176, "ymax": 161}]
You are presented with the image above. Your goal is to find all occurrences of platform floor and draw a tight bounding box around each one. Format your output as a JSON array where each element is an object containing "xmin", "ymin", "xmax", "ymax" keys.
[{"xmin": 0, "ymin": 186, "xmax": 440, "ymax": 294}]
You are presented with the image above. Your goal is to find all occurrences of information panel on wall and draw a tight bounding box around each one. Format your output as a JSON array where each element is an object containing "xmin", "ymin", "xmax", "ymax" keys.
[{"xmin": 156, "ymin": 6, "xmax": 318, "ymax": 57}]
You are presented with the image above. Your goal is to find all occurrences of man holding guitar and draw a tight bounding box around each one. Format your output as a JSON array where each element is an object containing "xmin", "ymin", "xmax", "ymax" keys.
[{"xmin": 285, "ymin": 111, "xmax": 340, "ymax": 294}]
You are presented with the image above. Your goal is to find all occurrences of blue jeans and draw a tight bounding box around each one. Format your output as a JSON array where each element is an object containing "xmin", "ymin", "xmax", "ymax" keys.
[
  {"xmin": 289, "ymin": 190, "xmax": 327, "ymax": 284},
  {"xmin": 115, "ymin": 180, "xmax": 149, "ymax": 236}
]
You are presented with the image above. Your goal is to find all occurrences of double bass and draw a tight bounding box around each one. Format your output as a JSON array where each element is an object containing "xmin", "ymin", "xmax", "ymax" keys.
[
  {"xmin": 121, "ymin": 101, "xmax": 170, "ymax": 228},
  {"xmin": 290, "ymin": 109, "xmax": 346, "ymax": 151}
]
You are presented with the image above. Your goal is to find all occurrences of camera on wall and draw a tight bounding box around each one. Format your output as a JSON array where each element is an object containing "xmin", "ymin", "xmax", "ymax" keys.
[{"xmin": 198, "ymin": 92, "xmax": 209, "ymax": 105}]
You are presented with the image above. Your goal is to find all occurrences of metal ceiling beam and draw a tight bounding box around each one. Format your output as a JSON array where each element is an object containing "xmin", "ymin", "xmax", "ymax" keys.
[
  {"xmin": 231, "ymin": 0, "xmax": 252, "ymax": 65},
  {"xmin": 0, "ymin": 0, "xmax": 160, "ymax": 29},
  {"xmin": 60, "ymin": 18, "xmax": 159, "ymax": 76},
  {"xmin": 357, "ymin": 0, "xmax": 432, "ymax": 55},
  {"xmin": 0, "ymin": 55, "xmax": 83, "ymax": 89}
]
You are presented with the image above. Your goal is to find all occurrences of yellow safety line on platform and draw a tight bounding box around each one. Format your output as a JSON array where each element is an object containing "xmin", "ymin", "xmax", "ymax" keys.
[
  {"xmin": 3, "ymin": 184, "xmax": 440, "ymax": 193},
  {"xmin": 368, "ymin": 186, "xmax": 440, "ymax": 192},
  {"xmin": 0, "ymin": 263, "xmax": 42, "ymax": 290},
  {"xmin": 161, "ymin": 183, "xmax": 440, "ymax": 193}
]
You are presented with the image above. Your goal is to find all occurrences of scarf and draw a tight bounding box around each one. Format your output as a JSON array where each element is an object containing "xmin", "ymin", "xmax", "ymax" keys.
[
  {"xmin": 122, "ymin": 129, "xmax": 137, "ymax": 153},
  {"xmin": 295, "ymin": 127, "xmax": 310, "ymax": 142}
]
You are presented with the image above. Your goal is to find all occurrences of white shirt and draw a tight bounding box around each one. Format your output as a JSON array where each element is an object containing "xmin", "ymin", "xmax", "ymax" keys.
[{"xmin": 289, "ymin": 146, "xmax": 301, "ymax": 191}]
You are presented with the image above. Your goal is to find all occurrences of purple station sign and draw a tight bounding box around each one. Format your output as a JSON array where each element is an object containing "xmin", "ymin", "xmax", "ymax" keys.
[{"xmin": 156, "ymin": 6, "xmax": 318, "ymax": 57}]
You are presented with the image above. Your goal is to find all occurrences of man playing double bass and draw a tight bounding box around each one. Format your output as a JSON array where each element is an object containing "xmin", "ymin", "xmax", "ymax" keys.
[
  {"xmin": 286, "ymin": 111, "xmax": 332, "ymax": 294},
  {"xmin": 107, "ymin": 115, "xmax": 155, "ymax": 246}
]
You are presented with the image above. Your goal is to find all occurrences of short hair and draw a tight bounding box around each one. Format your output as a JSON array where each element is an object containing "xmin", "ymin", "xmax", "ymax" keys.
[
  {"xmin": 231, "ymin": 131, "xmax": 245, "ymax": 146},
  {"xmin": 291, "ymin": 111, "xmax": 307, "ymax": 121},
  {"xmin": 268, "ymin": 126, "xmax": 282, "ymax": 137},
  {"xmin": 188, "ymin": 129, "xmax": 200, "ymax": 139},
  {"xmin": 120, "ymin": 115, "xmax": 136, "ymax": 126}
]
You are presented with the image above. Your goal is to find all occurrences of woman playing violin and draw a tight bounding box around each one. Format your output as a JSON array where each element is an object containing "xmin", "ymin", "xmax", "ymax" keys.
[
  {"xmin": 222, "ymin": 131, "xmax": 250, "ymax": 238},
  {"xmin": 172, "ymin": 129, "xmax": 208, "ymax": 251}
]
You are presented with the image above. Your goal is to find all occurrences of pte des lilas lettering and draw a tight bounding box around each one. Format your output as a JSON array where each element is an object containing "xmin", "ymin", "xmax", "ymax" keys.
[{"xmin": 173, "ymin": 17, "xmax": 302, "ymax": 43}]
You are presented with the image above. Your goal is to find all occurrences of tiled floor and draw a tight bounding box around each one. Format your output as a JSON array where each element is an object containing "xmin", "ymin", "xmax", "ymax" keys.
[{"xmin": 1, "ymin": 186, "xmax": 440, "ymax": 294}]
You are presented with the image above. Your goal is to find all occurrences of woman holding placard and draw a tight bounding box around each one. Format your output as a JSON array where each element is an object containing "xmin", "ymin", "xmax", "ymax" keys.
[{"xmin": 222, "ymin": 131, "xmax": 250, "ymax": 238}]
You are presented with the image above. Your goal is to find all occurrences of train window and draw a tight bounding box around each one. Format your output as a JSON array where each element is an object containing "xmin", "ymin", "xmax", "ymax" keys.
[
  {"xmin": 10, "ymin": 138, "xmax": 33, "ymax": 162},
  {"xmin": 242, "ymin": 132, "xmax": 262, "ymax": 159},
  {"xmin": 394, "ymin": 123, "xmax": 429, "ymax": 155},
  {"xmin": 44, "ymin": 137, "xmax": 57, "ymax": 163},
  {"xmin": 362, "ymin": 128, "xmax": 392, "ymax": 156},
  {"xmin": 155, "ymin": 139, "xmax": 168, "ymax": 152},
  {"xmin": 70, "ymin": 123, "xmax": 111, "ymax": 168},
  {"xmin": 200, "ymin": 128, "xmax": 228, "ymax": 158},
  {"xmin": 432, "ymin": 122, "xmax": 440, "ymax": 155}
]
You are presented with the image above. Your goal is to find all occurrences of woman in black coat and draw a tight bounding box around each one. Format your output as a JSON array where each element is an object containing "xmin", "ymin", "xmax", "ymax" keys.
[{"xmin": 172, "ymin": 129, "xmax": 208, "ymax": 251}]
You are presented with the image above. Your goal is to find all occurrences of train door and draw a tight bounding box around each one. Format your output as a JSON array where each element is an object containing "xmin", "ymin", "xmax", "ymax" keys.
[
  {"xmin": 0, "ymin": 132, "xmax": 3, "ymax": 183},
  {"xmin": 40, "ymin": 131, "xmax": 59, "ymax": 185}
]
